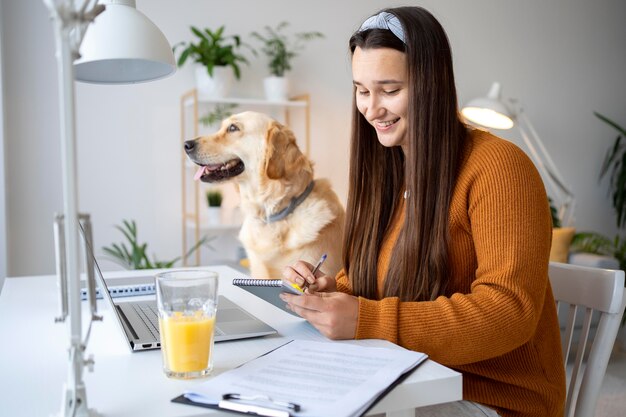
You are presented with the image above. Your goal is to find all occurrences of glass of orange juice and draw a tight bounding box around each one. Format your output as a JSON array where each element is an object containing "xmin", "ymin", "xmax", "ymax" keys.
[{"xmin": 155, "ymin": 270, "xmax": 218, "ymax": 379}]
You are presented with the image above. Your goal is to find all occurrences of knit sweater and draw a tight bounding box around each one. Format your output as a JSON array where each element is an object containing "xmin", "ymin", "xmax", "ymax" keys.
[{"xmin": 336, "ymin": 130, "xmax": 566, "ymax": 417}]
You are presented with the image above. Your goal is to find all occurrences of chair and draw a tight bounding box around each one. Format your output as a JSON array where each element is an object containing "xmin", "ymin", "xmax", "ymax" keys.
[{"xmin": 549, "ymin": 262, "xmax": 626, "ymax": 417}]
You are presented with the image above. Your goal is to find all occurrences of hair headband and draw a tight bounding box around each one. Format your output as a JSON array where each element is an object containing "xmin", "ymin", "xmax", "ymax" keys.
[{"xmin": 358, "ymin": 11, "xmax": 406, "ymax": 44}]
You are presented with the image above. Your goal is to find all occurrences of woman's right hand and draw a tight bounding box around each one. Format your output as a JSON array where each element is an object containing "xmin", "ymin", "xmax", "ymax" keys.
[{"xmin": 283, "ymin": 260, "xmax": 337, "ymax": 293}]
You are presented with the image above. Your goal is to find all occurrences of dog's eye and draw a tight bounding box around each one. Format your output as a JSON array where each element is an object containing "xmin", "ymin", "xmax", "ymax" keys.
[{"xmin": 227, "ymin": 124, "xmax": 240, "ymax": 133}]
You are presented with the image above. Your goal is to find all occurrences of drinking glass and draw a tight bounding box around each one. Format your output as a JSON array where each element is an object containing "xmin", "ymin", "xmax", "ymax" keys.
[{"xmin": 156, "ymin": 270, "xmax": 218, "ymax": 379}]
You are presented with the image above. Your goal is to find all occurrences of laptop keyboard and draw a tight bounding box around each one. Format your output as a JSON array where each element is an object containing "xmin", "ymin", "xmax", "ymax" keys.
[
  {"xmin": 132, "ymin": 303, "xmax": 160, "ymax": 339},
  {"xmin": 132, "ymin": 303, "xmax": 225, "ymax": 337}
]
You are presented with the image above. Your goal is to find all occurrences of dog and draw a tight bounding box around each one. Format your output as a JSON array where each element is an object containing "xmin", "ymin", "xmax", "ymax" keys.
[{"xmin": 184, "ymin": 111, "xmax": 345, "ymax": 279}]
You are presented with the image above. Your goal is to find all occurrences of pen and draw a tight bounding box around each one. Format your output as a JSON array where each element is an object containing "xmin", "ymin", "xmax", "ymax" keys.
[{"xmin": 302, "ymin": 253, "xmax": 327, "ymax": 291}]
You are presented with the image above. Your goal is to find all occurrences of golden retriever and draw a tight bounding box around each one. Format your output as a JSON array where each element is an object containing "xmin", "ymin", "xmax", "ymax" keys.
[{"xmin": 184, "ymin": 111, "xmax": 345, "ymax": 279}]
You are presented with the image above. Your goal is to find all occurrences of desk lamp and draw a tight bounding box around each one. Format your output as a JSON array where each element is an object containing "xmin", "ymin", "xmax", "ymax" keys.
[
  {"xmin": 43, "ymin": 1, "xmax": 175, "ymax": 416},
  {"xmin": 461, "ymin": 82, "xmax": 575, "ymax": 226}
]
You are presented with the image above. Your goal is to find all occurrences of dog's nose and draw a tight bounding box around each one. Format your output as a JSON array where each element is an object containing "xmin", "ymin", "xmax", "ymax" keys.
[{"xmin": 184, "ymin": 139, "xmax": 197, "ymax": 154}]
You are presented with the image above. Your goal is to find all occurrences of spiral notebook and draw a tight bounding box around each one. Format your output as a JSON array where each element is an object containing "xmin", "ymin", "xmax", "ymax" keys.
[{"xmin": 233, "ymin": 279, "xmax": 303, "ymax": 316}]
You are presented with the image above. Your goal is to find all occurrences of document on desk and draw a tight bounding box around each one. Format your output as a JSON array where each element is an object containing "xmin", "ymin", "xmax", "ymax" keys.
[{"xmin": 177, "ymin": 339, "xmax": 428, "ymax": 417}]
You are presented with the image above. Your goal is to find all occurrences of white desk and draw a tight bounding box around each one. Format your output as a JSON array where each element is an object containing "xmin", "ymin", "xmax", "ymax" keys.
[{"xmin": 0, "ymin": 266, "xmax": 461, "ymax": 417}]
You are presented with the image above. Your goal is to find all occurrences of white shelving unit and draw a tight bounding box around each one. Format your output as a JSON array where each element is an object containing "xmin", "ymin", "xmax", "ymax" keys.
[{"xmin": 180, "ymin": 89, "xmax": 310, "ymax": 266}]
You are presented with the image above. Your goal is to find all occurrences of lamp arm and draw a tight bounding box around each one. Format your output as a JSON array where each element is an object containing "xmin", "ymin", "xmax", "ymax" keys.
[
  {"xmin": 518, "ymin": 111, "xmax": 574, "ymax": 196},
  {"xmin": 44, "ymin": 1, "xmax": 104, "ymax": 416},
  {"xmin": 516, "ymin": 111, "xmax": 575, "ymax": 226}
]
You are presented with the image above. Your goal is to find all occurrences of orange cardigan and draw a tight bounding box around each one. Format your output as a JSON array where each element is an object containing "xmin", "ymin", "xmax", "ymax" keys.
[{"xmin": 336, "ymin": 130, "xmax": 566, "ymax": 417}]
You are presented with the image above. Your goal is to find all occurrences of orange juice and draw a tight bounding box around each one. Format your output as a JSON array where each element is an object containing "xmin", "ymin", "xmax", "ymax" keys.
[{"xmin": 159, "ymin": 312, "xmax": 215, "ymax": 374}]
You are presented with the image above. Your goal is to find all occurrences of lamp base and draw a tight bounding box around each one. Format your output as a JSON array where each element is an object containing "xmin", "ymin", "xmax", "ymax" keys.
[{"xmin": 54, "ymin": 383, "xmax": 100, "ymax": 417}]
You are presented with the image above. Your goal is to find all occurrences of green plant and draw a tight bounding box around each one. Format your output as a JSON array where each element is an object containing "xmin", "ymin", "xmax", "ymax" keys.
[
  {"xmin": 575, "ymin": 113, "xmax": 626, "ymax": 325},
  {"xmin": 549, "ymin": 197, "xmax": 561, "ymax": 228},
  {"xmin": 174, "ymin": 26, "xmax": 250, "ymax": 79},
  {"xmin": 571, "ymin": 233, "xmax": 626, "ymax": 271},
  {"xmin": 595, "ymin": 112, "xmax": 626, "ymax": 228},
  {"xmin": 206, "ymin": 190, "xmax": 223, "ymax": 207},
  {"xmin": 102, "ymin": 219, "xmax": 208, "ymax": 269},
  {"xmin": 575, "ymin": 114, "xmax": 626, "ymax": 267},
  {"xmin": 250, "ymin": 22, "xmax": 324, "ymax": 77},
  {"xmin": 571, "ymin": 232, "xmax": 626, "ymax": 325},
  {"xmin": 199, "ymin": 103, "xmax": 238, "ymax": 127}
]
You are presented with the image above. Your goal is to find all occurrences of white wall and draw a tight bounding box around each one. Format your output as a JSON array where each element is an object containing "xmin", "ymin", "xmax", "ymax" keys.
[
  {"xmin": 1, "ymin": 0, "xmax": 625, "ymax": 277},
  {"xmin": 0, "ymin": 0, "xmax": 6, "ymax": 287}
]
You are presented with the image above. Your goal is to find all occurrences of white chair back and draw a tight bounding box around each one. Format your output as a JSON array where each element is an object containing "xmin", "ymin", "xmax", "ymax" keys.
[{"xmin": 549, "ymin": 262, "xmax": 626, "ymax": 417}]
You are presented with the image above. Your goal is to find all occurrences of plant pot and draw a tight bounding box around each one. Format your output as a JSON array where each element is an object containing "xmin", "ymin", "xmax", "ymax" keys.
[
  {"xmin": 207, "ymin": 206, "xmax": 222, "ymax": 226},
  {"xmin": 195, "ymin": 66, "xmax": 234, "ymax": 98},
  {"xmin": 263, "ymin": 76, "xmax": 289, "ymax": 102}
]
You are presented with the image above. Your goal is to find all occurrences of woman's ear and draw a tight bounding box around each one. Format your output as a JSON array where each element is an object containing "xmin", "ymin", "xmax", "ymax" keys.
[{"xmin": 263, "ymin": 121, "xmax": 304, "ymax": 180}]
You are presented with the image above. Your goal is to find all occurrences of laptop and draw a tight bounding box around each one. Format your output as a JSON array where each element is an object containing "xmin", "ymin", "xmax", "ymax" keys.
[
  {"xmin": 82, "ymin": 232, "xmax": 277, "ymax": 352},
  {"xmin": 80, "ymin": 275, "xmax": 156, "ymax": 300}
]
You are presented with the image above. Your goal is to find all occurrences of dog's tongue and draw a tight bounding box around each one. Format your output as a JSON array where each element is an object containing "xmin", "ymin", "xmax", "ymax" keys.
[
  {"xmin": 194, "ymin": 163, "xmax": 225, "ymax": 180},
  {"xmin": 194, "ymin": 166, "xmax": 208, "ymax": 181}
]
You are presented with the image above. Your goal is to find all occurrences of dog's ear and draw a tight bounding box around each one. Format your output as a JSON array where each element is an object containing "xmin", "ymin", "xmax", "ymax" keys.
[{"xmin": 263, "ymin": 121, "xmax": 306, "ymax": 180}]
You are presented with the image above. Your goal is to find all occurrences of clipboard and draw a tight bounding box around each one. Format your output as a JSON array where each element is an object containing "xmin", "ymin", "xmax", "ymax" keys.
[
  {"xmin": 172, "ymin": 394, "xmax": 295, "ymax": 417},
  {"xmin": 171, "ymin": 347, "xmax": 426, "ymax": 417},
  {"xmin": 172, "ymin": 340, "xmax": 298, "ymax": 416}
]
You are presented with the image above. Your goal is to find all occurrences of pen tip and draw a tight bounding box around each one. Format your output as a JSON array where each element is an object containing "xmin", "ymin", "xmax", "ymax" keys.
[{"xmin": 321, "ymin": 254, "xmax": 327, "ymax": 261}]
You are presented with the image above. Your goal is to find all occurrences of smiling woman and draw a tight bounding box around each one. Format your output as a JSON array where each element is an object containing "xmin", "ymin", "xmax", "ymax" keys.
[
  {"xmin": 352, "ymin": 47, "xmax": 408, "ymax": 150},
  {"xmin": 280, "ymin": 6, "xmax": 566, "ymax": 417}
]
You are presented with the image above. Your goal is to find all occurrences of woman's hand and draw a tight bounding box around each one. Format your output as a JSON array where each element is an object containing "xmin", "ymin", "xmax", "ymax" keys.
[
  {"xmin": 279, "ymin": 291, "xmax": 358, "ymax": 340},
  {"xmin": 282, "ymin": 260, "xmax": 337, "ymax": 293}
]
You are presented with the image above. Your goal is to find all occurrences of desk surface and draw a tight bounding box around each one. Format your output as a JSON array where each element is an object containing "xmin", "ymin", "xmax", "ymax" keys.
[{"xmin": 0, "ymin": 266, "xmax": 461, "ymax": 417}]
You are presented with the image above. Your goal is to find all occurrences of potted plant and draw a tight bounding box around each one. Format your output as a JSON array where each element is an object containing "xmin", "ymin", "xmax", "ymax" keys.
[
  {"xmin": 250, "ymin": 22, "xmax": 323, "ymax": 101},
  {"xmin": 569, "ymin": 112, "xmax": 626, "ymax": 326},
  {"xmin": 206, "ymin": 189, "xmax": 223, "ymax": 225},
  {"xmin": 595, "ymin": 111, "xmax": 626, "ymax": 229},
  {"xmin": 174, "ymin": 26, "xmax": 250, "ymax": 98},
  {"xmin": 102, "ymin": 219, "xmax": 209, "ymax": 269}
]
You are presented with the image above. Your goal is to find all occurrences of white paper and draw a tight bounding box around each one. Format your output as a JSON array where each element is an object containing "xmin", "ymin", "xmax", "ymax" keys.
[{"xmin": 184, "ymin": 339, "xmax": 427, "ymax": 417}]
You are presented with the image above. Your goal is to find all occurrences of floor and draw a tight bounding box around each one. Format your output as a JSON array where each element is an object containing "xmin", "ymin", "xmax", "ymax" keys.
[{"xmin": 595, "ymin": 345, "xmax": 626, "ymax": 417}]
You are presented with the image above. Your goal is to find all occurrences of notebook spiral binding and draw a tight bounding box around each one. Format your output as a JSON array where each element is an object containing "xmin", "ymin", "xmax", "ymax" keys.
[{"xmin": 233, "ymin": 279, "xmax": 282, "ymax": 287}]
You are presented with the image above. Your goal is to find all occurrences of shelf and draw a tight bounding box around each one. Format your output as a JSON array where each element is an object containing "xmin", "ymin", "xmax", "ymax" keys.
[
  {"xmin": 185, "ymin": 219, "xmax": 241, "ymax": 233},
  {"xmin": 183, "ymin": 95, "xmax": 308, "ymax": 108}
]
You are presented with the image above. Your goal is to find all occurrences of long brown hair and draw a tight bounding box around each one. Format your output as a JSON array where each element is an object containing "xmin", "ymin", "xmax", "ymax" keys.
[{"xmin": 344, "ymin": 6, "xmax": 467, "ymax": 301}]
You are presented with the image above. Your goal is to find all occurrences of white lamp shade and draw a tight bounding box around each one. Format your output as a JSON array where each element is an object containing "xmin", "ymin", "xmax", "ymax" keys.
[
  {"xmin": 74, "ymin": 0, "xmax": 175, "ymax": 84},
  {"xmin": 461, "ymin": 82, "xmax": 515, "ymax": 130}
]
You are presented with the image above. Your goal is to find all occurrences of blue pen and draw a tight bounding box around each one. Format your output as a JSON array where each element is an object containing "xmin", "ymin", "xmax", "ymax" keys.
[{"xmin": 302, "ymin": 253, "xmax": 327, "ymax": 291}]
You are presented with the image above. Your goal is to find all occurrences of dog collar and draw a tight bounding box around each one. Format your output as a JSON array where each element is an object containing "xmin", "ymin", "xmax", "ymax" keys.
[{"xmin": 266, "ymin": 181, "xmax": 315, "ymax": 224}]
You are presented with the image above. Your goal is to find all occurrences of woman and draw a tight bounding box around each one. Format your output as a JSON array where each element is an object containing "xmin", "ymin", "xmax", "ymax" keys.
[{"xmin": 281, "ymin": 6, "xmax": 566, "ymax": 417}]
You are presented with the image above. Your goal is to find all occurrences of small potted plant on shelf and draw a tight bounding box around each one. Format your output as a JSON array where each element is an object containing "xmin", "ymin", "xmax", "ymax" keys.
[
  {"xmin": 206, "ymin": 189, "xmax": 223, "ymax": 225},
  {"xmin": 174, "ymin": 26, "xmax": 251, "ymax": 98},
  {"xmin": 250, "ymin": 22, "xmax": 323, "ymax": 101}
]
